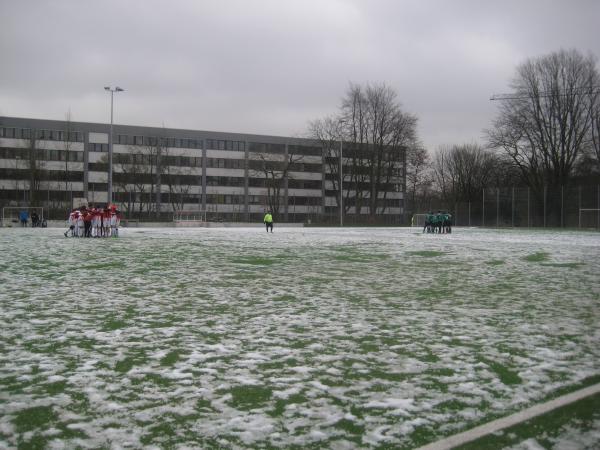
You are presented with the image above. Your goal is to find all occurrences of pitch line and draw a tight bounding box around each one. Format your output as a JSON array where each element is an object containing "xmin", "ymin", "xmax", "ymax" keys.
[{"xmin": 415, "ymin": 382, "xmax": 600, "ymax": 450}]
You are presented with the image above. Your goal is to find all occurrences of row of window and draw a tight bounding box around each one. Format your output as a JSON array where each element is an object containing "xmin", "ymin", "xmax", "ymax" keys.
[
  {"xmin": 246, "ymin": 160, "xmax": 322, "ymax": 174},
  {"xmin": 113, "ymin": 153, "xmax": 203, "ymax": 168},
  {"xmin": 0, "ymin": 147, "xmax": 84, "ymax": 163},
  {"xmin": 206, "ymin": 176, "xmax": 245, "ymax": 187},
  {"xmin": 288, "ymin": 179, "xmax": 322, "ymax": 190},
  {"xmin": 246, "ymin": 143, "xmax": 322, "ymax": 157},
  {"xmin": 207, "ymin": 157, "xmax": 245, "ymax": 169},
  {"xmin": 289, "ymin": 144, "xmax": 322, "ymax": 157},
  {"xmin": 0, "ymin": 189, "xmax": 84, "ymax": 202},
  {"xmin": 206, "ymin": 139, "xmax": 246, "ymax": 152},
  {"xmin": 248, "ymin": 142, "xmax": 285, "ymax": 154},
  {"xmin": 0, "ymin": 168, "xmax": 84, "ymax": 182},
  {"xmin": 115, "ymin": 135, "xmax": 203, "ymax": 149},
  {"xmin": 112, "ymin": 191, "xmax": 199, "ymax": 205},
  {"xmin": 0, "ymin": 127, "xmax": 83, "ymax": 142},
  {"xmin": 90, "ymin": 143, "xmax": 109, "ymax": 152}
]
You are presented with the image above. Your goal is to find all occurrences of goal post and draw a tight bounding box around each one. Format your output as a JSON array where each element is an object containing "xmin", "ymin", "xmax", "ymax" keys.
[
  {"xmin": 411, "ymin": 214, "xmax": 427, "ymax": 227},
  {"xmin": 579, "ymin": 208, "xmax": 600, "ymax": 229},
  {"xmin": 2, "ymin": 206, "xmax": 45, "ymax": 227},
  {"xmin": 173, "ymin": 210, "xmax": 207, "ymax": 227}
]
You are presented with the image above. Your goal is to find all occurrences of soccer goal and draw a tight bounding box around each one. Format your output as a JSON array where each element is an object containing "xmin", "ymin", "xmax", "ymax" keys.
[
  {"xmin": 411, "ymin": 214, "xmax": 427, "ymax": 227},
  {"xmin": 579, "ymin": 208, "xmax": 600, "ymax": 229},
  {"xmin": 2, "ymin": 206, "xmax": 45, "ymax": 227},
  {"xmin": 173, "ymin": 210, "xmax": 207, "ymax": 227}
]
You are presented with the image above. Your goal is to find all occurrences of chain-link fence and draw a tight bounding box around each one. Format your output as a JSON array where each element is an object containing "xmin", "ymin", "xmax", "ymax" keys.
[{"xmin": 424, "ymin": 184, "xmax": 600, "ymax": 229}]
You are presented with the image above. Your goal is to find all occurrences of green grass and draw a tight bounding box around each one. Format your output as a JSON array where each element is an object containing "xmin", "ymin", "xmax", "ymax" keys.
[
  {"xmin": 523, "ymin": 251, "xmax": 550, "ymax": 262},
  {"xmin": 407, "ymin": 250, "xmax": 445, "ymax": 257}
]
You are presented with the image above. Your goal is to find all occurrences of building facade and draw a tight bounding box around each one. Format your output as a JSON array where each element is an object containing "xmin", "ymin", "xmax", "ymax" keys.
[{"xmin": 0, "ymin": 116, "xmax": 405, "ymax": 223}]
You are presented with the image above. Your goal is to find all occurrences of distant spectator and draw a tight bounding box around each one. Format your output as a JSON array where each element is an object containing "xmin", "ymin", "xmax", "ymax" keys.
[
  {"xmin": 19, "ymin": 210, "xmax": 28, "ymax": 227},
  {"xmin": 263, "ymin": 210, "xmax": 273, "ymax": 233}
]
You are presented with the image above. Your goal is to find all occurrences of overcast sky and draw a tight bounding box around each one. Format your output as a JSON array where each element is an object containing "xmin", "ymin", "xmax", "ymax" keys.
[{"xmin": 1, "ymin": 0, "xmax": 599, "ymax": 150}]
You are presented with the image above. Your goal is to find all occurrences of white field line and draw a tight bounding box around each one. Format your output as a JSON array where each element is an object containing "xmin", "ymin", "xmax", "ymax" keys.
[{"xmin": 416, "ymin": 382, "xmax": 600, "ymax": 450}]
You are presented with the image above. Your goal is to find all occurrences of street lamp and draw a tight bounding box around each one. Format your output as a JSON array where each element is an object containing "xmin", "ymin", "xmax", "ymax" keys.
[{"xmin": 104, "ymin": 86, "xmax": 124, "ymax": 204}]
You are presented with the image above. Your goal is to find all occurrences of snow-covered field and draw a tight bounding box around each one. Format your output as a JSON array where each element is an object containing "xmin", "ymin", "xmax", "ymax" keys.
[{"xmin": 0, "ymin": 227, "xmax": 599, "ymax": 449}]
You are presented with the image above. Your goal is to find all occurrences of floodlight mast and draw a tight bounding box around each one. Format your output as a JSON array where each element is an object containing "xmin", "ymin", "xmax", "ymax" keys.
[
  {"xmin": 338, "ymin": 119, "xmax": 347, "ymax": 227},
  {"xmin": 104, "ymin": 86, "xmax": 125, "ymax": 204}
]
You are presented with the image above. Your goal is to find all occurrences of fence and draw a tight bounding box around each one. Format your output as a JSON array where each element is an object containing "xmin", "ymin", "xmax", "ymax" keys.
[{"xmin": 421, "ymin": 184, "xmax": 600, "ymax": 229}]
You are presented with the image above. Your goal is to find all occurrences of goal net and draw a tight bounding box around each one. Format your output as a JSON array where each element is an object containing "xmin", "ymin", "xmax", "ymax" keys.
[
  {"xmin": 579, "ymin": 209, "xmax": 600, "ymax": 229},
  {"xmin": 173, "ymin": 210, "xmax": 207, "ymax": 226},
  {"xmin": 2, "ymin": 207, "xmax": 45, "ymax": 227},
  {"xmin": 411, "ymin": 214, "xmax": 427, "ymax": 227}
]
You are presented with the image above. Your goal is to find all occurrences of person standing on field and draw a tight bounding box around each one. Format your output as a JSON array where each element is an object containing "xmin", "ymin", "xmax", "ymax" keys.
[{"xmin": 263, "ymin": 211, "xmax": 273, "ymax": 233}]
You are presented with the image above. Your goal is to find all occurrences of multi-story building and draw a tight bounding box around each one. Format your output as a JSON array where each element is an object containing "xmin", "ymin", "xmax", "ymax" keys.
[{"xmin": 0, "ymin": 116, "xmax": 405, "ymax": 223}]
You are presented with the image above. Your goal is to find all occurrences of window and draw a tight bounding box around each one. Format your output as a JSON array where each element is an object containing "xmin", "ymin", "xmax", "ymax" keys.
[
  {"xmin": 134, "ymin": 135, "xmax": 143, "ymax": 145},
  {"xmin": 289, "ymin": 144, "xmax": 322, "ymax": 157},
  {"xmin": 90, "ymin": 143, "xmax": 108, "ymax": 152},
  {"xmin": 144, "ymin": 136, "xmax": 157, "ymax": 146},
  {"xmin": 118, "ymin": 134, "xmax": 128, "ymax": 145}
]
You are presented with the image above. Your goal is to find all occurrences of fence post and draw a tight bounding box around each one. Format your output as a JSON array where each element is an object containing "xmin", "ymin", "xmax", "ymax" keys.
[
  {"xmin": 511, "ymin": 186, "xmax": 515, "ymax": 228},
  {"xmin": 455, "ymin": 202, "xmax": 458, "ymax": 227},
  {"xmin": 578, "ymin": 185, "xmax": 581, "ymax": 229},
  {"xmin": 482, "ymin": 189, "xmax": 485, "ymax": 227},
  {"xmin": 543, "ymin": 185, "xmax": 546, "ymax": 228},
  {"xmin": 527, "ymin": 187, "xmax": 530, "ymax": 228},
  {"xmin": 496, "ymin": 188, "xmax": 499, "ymax": 228},
  {"xmin": 468, "ymin": 201, "xmax": 471, "ymax": 227},
  {"xmin": 561, "ymin": 185, "xmax": 564, "ymax": 228}
]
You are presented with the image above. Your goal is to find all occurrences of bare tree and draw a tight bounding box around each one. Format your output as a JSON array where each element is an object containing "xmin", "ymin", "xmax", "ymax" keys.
[
  {"xmin": 112, "ymin": 152, "xmax": 151, "ymax": 215},
  {"xmin": 309, "ymin": 82, "xmax": 417, "ymax": 218},
  {"xmin": 250, "ymin": 150, "xmax": 303, "ymax": 216},
  {"xmin": 487, "ymin": 49, "xmax": 599, "ymax": 193},
  {"xmin": 61, "ymin": 111, "xmax": 73, "ymax": 206},
  {"xmin": 164, "ymin": 161, "xmax": 194, "ymax": 212},
  {"xmin": 21, "ymin": 129, "xmax": 45, "ymax": 206},
  {"xmin": 589, "ymin": 83, "xmax": 600, "ymax": 173},
  {"xmin": 405, "ymin": 145, "xmax": 433, "ymax": 214},
  {"xmin": 307, "ymin": 116, "xmax": 347, "ymax": 209},
  {"xmin": 433, "ymin": 143, "xmax": 500, "ymax": 205}
]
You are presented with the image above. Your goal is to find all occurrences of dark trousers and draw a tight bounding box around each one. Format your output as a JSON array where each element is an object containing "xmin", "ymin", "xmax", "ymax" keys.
[{"xmin": 265, "ymin": 222, "xmax": 273, "ymax": 232}]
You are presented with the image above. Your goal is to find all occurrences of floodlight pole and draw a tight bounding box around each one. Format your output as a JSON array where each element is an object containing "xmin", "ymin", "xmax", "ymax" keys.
[
  {"xmin": 340, "ymin": 139, "xmax": 343, "ymax": 227},
  {"xmin": 338, "ymin": 119, "xmax": 346, "ymax": 227},
  {"xmin": 104, "ymin": 86, "xmax": 124, "ymax": 205}
]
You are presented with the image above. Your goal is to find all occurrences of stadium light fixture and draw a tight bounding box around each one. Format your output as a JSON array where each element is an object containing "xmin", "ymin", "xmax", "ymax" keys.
[{"xmin": 104, "ymin": 86, "xmax": 125, "ymax": 204}]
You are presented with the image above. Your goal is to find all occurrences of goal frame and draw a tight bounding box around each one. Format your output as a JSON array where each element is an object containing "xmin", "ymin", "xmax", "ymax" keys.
[
  {"xmin": 2, "ymin": 206, "xmax": 45, "ymax": 227},
  {"xmin": 411, "ymin": 213, "xmax": 427, "ymax": 227},
  {"xmin": 579, "ymin": 208, "xmax": 600, "ymax": 229},
  {"xmin": 173, "ymin": 210, "xmax": 207, "ymax": 226}
]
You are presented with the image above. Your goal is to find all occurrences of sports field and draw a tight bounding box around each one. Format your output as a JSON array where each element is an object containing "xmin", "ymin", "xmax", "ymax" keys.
[{"xmin": 0, "ymin": 226, "xmax": 599, "ymax": 449}]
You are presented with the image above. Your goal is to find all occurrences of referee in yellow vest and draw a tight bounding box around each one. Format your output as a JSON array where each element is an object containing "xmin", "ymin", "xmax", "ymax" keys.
[{"xmin": 263, "ymin": 211, "xmax": 273, "ymax": 233}]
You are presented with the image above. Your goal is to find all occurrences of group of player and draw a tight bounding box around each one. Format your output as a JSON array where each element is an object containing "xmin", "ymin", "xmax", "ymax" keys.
[
  {"xmin": 423, "ymin": 211, "xmax": 452, "ymax": 234},
  {"xmin": 65, "ymin": 205, "xmax": 122, "ymax": 238}
]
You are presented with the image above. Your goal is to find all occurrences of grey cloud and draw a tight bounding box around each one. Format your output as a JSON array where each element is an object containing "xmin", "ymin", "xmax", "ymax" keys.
[{"xmin": 1, "ymin": 0, "xmax": 599, "ymax": 148}]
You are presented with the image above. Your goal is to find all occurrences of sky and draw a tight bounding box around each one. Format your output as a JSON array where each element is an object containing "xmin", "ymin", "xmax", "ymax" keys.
[{"xmin": 1, "ymin": 0, "xmax": 599, "ymax": 150}]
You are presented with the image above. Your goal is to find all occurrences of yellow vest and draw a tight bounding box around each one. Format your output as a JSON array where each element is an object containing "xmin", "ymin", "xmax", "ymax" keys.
[{"xmin": 264, "ymin": 213, "xmax": 273, "ymax": 223}]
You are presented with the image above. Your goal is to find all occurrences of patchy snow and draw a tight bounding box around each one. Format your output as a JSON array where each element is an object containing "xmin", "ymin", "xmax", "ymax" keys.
[{"xmin": 0, "ymin": 226, "xmax": 599, "ymax": 448}]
